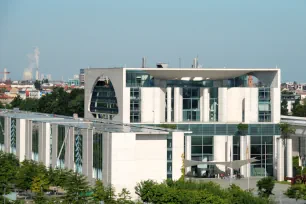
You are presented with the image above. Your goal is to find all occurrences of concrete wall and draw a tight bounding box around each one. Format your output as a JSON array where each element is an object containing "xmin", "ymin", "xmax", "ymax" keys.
[
  {"xmin": 84, "ymin": 68, "xmax": 129, "ymax": 122},
  {"xmin": 16, "ymin": 119, "xmax": 26, "ymax": 162},
  {"xmin": 140, "ymin": 88, "xmax": 165, "ymax": 123},
  {"xmin": 171, "ymin": 132, "xmax": 184, "ymax": 180}
]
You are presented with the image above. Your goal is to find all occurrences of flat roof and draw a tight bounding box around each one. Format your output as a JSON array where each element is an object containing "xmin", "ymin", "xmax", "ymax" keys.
[{"xmin": 125, "ymin": 68, "xmax": 279, "ymax": 81}]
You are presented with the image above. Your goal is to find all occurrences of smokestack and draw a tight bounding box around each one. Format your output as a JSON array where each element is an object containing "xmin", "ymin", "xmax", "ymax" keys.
[
  {"xmin": 142, "ymin": 57, "xmax": 146, "ymax": 68},
  {"xmin": 193, "ymin": 58, "xmax": 198, "ymax": 68},
  {"xmin": 3, "ymin": 68, "xmax": 7, "ymax": 81}
]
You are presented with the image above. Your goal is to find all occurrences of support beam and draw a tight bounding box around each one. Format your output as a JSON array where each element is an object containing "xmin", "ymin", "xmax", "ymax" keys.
[
  {"xmin": 286, "ymin": 138, "xmax": 293, "ymax": 178},
  {"xmin": 277, "ymin": 138, "xmax": 284, "ymax": 181}
]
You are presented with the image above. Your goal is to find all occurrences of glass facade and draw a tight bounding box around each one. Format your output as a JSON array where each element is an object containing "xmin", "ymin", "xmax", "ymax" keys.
[
  {"xmin": 0, "ymin": 117, "xmax": 4, "ymax": 151},
  {"xmin": 32, "ymin": 122, "xmax": 39, "ymax": 161},
  {"xmin": 258, "ymin": 88, "xmax": 271, "ymax": 122},
  {"xmin": 182, "ymin": 88, "xmax": 200, "ymax": 121},
  {"xmin": 10, "ymin": 118, "xmax": 16, "ymax": 154},
  {"xmin": 74, "ymin": 128, "xmax": 83, "ymax": 173},
  {"xmin": 126, "ymin": 70, "xmax": 154, "ymax": 87},
  {"xmin": 90, "ymin": 79, "xmax": 118, "ymax": 119},
  {"xmin": 249, "ymin": 124, "xmax": 274, "ymax": 176},
  {"xmin": 130, "ymin": 88, "xmax": 141, "ymax": 123},
  {"xmin": 93, "ymin": 132, "xmax": 103, "ymax": 180},
  {"xmin": 209, "ymin": 88, "xmax": 218, "ymax": 122},
  {"xmin": 57, "ymin": 125, "xmax": 65, "ymax": 168}
]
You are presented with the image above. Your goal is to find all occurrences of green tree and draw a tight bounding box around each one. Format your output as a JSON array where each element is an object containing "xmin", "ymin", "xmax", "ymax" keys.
[
  {"xmin": 281, "ymin": 99, "xmax": 288, "ymax": 115},
  {"xmin": 63, "ymin": 172, "xmax": 90, "ymax": 203},
  {"xmin": 0, "ymin": 152, "xmax": 19, "ymax": 196},
  {"xmin": 31, "ymin": 173, "xmax": 49, "ymax": 193},
  {"xmin": 117, "ymin": 188, "xmax": 133, "ymax": 204},
  {"xmin": 237, "ymin": 123, "xmax": 248, "ymax": 136},
  {"xmin": 16, "ymin": 160, "xmax": 48, "ymax": 192},
  {"xmin": 280, "ymin": 123, "xmax": 296, "ymax": 141},
  {"xmin": 10, "ymin": 95, "xmax": 23, "ymax": 108},
  {"xmin": 256, "ymin": 177, "xmax": 275, "ymax": 198},
  {"xmin": 135, "ymin": 180, "xmax": 157, "ymax": 203},
  {"xmin": 92, "ymin": 180, "xmax": 107, "ymax": 202}
]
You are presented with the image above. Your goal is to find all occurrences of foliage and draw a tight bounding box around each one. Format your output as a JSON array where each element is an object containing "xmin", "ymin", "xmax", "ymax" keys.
[
  {"xmin": 63, "ymin": 172, "xmax": 91, "ymax": 203},
  {"xmin": 0, "ymin": 151, "xmax": 19, "ymax": 195},
  {"xmin": 117, "ymin": 188, "xmax": 134, "ymax": 204},
  {"xmin": 10, "ymin": 95, "xmax": 23, "ymax": 108},
  {"xmin": 279, "ymin": 122, "xmax": 296, "ymax": 140},
  {"xmin": 281, "ymin": 99, "xmax": 288, "ymax": 115},
  {"xmin": 159, "ymin": 124, "xmax": 177, "ymax": 129},
  {"xmin": 10, "ymin": 87, "xmax": 84, "ymax": 117},
  {"xmin": 256, "ymin": 177, "xmax": 275, "ymax": 198},
  {"xmin": 31, "ymin": 173, "xmax": 50, "ymax": 193},
  {"xmin": 92, "ymin": 180, "xmax": 107, "ymax": 202},
  {"xmin": 16, "ymin": 159, "xmax": 48, "ymax": 191},
  {"xmin": 135, "ymin": 180, "xmax": 157, "ymax": 202},
  {"xmin": 180, "ymin": 153, "xmax": 185, "ymax": 181},
  {"xmin": 237, "ymin": 123, "xmax": 248, "ymax": 136},
  {"xmin": 284, "ymin": 184, "xmax": 306, "ymax": 201},
  {"xmin": 292, "ymin": 98, "xmax": 306, "ymax": 117},
  {"xmin": 136, "ymin": 179, "xmax": 272, "ymax": 204}
]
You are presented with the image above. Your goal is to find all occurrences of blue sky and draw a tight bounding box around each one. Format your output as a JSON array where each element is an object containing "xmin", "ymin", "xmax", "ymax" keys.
[{"xmin": 0, "ymin": 0, "xmax": 305, "ymax": 81}]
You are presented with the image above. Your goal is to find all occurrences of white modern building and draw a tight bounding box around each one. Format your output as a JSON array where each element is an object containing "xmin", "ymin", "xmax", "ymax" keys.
[
  {"xmin": 0, "ymin": 110, "xmax": 186, "ymax": 196},
  {"xmin": 84, "ymin": 66, "xmax": 292, "ymax": 181}
]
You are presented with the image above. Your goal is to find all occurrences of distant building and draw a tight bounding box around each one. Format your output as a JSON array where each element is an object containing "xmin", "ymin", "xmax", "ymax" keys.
[{"xmin": 79, "ymin": 69, "xmax": 85, "ymax": 86}]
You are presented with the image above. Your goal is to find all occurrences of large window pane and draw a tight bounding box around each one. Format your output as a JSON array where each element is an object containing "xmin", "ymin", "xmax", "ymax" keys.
[
  {"xmin": 192, "ymin": 137, "xmax": 202, "ymax": 146},
  {"xmin": 192, "ymin": 146, "xmax": 202, "ymax": 154}
]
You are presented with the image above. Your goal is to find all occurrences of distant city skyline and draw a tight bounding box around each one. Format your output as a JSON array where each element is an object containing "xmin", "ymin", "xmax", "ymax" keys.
[{"xmin": 0, "ymin": 0, "xmax": 305, "ymax": 81}]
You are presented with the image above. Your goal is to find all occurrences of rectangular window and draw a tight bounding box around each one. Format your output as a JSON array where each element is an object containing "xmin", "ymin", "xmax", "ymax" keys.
[{"xmin": 182, "ymin": 88, "xmax": 200, "ymax": 121}]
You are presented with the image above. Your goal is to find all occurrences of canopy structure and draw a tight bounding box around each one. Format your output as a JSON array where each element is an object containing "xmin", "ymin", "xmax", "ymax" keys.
[{"xmin": 184, "ymin": 158, "xmax": 259, "ymax": 170}]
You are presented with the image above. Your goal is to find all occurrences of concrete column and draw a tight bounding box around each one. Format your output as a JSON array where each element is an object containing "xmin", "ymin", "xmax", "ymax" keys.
[
  {"xmin": 218, "ymin": 88, "xmax": 228, "ymax": 122},
  {"xmin": 65, "ymin": 127, "xmax": 74, "ymax": 170},
  {"xmin": 240, "ymin": 136, "xmax": 247, "ymax": 177},
  {"xmin": 24, "ymin": 120, "xmax": 32, "ymax": 160},
  {"xmin": 102, "ymin": 132, "xmax": 112, "ymax": 185},
  {"xmin": 83, "ymin": 129, "xmax": 93, "ymax": 180},
  {"xmin": 286, "ymin": 138, "xmax": 293, "ymax": 178},
  {"xmin": 246, "ymin": 135, "xmax": 251, "ymax": 177},
  {"xmin": 277, "ymin": 138, "xmax": 284, "ymax": 181},
  {"xmin": 226, "ymin": 136, "xmax": 233, "ymax": 176},
  {"xmin": 213, "ymin": 136, "xmax": 226, "ymax": 172},
  {"xmin": 167, "ymin": 87, "xmax": 172, "ymax": 122},
  {"xmin": 16, "ymin": 119, "xmax": 26, "ymax": 162},
  {"xmin": 185, "ymin": 135, "xmax": 192, "ymax": 174},
  {"xmin": 271, "ymin": 88, "xmax": 281, "ymax": 123},
  {"xmin": 52, "ymin": 125, "xmax": 58, "ymax": 168},
  {"xmin": 39, "ymin": 123, "xmax": 51, "ymax": 167},
  {"xmin": 203, "ymin": 88, "xmax": 210, "ymax": 122},
  {"xmin": 174, "ymin": 87, "xmax": 180, "ymax": 122},
  {"xmin": 4, "ymin": 117, "xmax": 10, "ymax": 153},
  {"xmin": 172, "ymin": 132, "xmax": 184, "ymax": 180}
]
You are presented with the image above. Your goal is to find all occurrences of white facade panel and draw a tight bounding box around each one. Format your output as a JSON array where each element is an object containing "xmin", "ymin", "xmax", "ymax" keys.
[{"xmin": 172, "ymin": 132, "xmax": 184, "ymax": 180}]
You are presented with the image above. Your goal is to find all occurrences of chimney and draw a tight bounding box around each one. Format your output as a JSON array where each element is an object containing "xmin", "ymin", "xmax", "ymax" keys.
[
  {"xmin": 193, "ymin": 58, "xmax": 198, "ymax": 68},
  {"xmin": 142, "ymin": 57, "xmax": 146, "ymax": 68}
]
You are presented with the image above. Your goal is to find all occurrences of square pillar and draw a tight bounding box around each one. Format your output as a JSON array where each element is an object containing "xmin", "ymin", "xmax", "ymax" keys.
[
  {"xmin": 4, "ymin": 117, "xmax": 10, "ymax": 153},
  {"xmin": 16, "ymin": 119, "xmax": 26, "ymax": 162},
  {"xmin": 83, "ymin": 129, "xmax": 93, "ymax": 179},
  {"xmin": 218, "ymin": 88, "xmax": 228, "ymax": 122},
  {"xmin": 185, "ymin": 135, "xmax": 191, "ymax": 174},
  {"xmin": 286, "ymin": 138, "xmax": 293, "ymax": 178},
  {"xmin": 51, "ymin": 125, "xmax": 58, "ymax": 168},
  {"xmin": 39, "ymin": 123, "xmax": 51, "ymax": 167},
  {"xmin": 213, "ymin": 136, "xmax": 227, "ymax": 172},
  {"xmin": 167, "ymin": 87, "xmax": 172, "ymax": 122},
  {"xmin": 172, "ymin": 132, "xmax": 184, "ymax": 180},
  {"xmin": 174, "ymin": 87, "xmax": 180, "ymax": 122},
  {"xmin": 277, "ymin": 138, "xmax": 284, "ymax": 181},
  {"xmin": 65, "ymin": 127, "xmax": 74, "ymax": 170},
  {"xmin": 202, "ymin": 88, "xmax": 210, "ymax": 122}
]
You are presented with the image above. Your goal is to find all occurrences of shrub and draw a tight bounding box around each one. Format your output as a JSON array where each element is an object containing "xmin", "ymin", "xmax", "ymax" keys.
[
  {"xmin": 257, "ymin": 177, "xmax": 275, "ymax": 198},
  {"xmin": 284, "ymin": 184, "xmax": 306, "ymax": 201}
]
